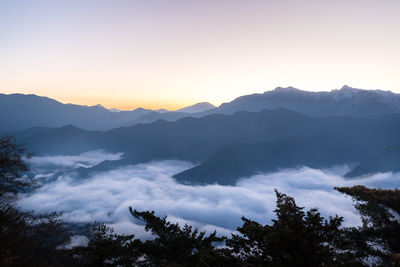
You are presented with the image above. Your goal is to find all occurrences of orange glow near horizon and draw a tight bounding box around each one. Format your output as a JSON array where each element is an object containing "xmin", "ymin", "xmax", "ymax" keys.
[
  {"xmin": 58, "ymin": 96, "xmax": 195, "ymax": 111},
  {"xmin": 0, "ymin": 0, "xmax": 399, "ymax": 109}
]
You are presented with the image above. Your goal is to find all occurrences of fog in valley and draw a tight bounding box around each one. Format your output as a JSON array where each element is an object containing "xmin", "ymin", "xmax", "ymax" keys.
[{"xmin": 18, "ymin": 151, "xmax": 400, "ymax": 238}]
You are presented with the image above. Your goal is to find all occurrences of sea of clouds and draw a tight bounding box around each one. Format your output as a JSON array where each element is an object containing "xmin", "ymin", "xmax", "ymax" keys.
[
  {"xmin": 19, "ymin": 151, "xmax": 400, "ymax": 238},
  {"xmin": 29, "ymin": 150, "xmax": 123, "ymax": 169}
]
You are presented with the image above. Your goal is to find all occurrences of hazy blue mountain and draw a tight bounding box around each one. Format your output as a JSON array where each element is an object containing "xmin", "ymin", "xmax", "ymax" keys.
[
  {"xmin": 119, "ymin": 86, "xmax": 400, "ymax": 127},
  {"xmin": 14, "ymin": 109, "xmax": 400, "ymax": 184},
  {"xmin": 173, "ymin": 137, "xmax": 357, "ymax": 185},
  {"xmin": 176, "ymin": 102, "xmax": 215, "ymax": 113},
  {"xmin": 14, "ymin": 108, "xmax": 321, "ymax": 156},
  {"xmin": 156, "ymin": 108, "xmax": 169, "ymax": 113},
  {"xmin": 345, "ymin": 145, "xmax": 400, "ymax": 178},
  {"xmin": 3, "ymin": 86, "xmax": 400, "ymax": 132},
  {"xmin": 205, "ymin": 85, "xmax": 400, "ymax": 117},
  {"xmin": 108, "ymin": 108, "xmax": 123, "ymax": 112},
  {"xmin": 0, "ymin": 93, "xmax": 154, "ymax": 132},
  {"xmin": 121, "ymin": 111, "xmax": 194, "ymax": 127},
  {"xmin": 120, "ymin": 102, "xmax": 215, "ymax": 127}
]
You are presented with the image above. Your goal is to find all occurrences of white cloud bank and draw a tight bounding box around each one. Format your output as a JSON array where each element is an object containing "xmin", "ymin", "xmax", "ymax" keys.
[
  {"xmin": 30, "ymin": 150, "xmax": 123, "ymax": 169},
  {"xmin": 18, "ymin": 155, "xmax": 400, "ymax": 237}
]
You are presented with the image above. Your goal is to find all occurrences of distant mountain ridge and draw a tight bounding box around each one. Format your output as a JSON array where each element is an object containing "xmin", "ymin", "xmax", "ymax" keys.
[
  {"xmin": 99, "ymin": 85, "xmax": 400, "ymax": 128},
  {"xmin": 2, "ymin": 85, "xmax": 400, "ymax": 132},
  {"xmin": 87, "ymin": 85, "xmax": 400, "ymax": 126},
  {"xmin": 177, "ymin": 102, "xmax": 215, "ymax": 113},
  {"xmin": 0, "ymin": 93, "xmax": 158, "ymax": 132},
  {"xmin": 0, "ymin": 94, "xmax": 201, "ymax": 132},
  {"xmin": 207, "ymin": 85, "xmax": 400, "ymax": 117}
]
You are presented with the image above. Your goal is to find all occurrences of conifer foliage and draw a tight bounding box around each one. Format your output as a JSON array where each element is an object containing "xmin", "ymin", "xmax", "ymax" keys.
[
  {"xmin": 336, "ymin": 186, "xmax": 400, "ymax": 266},
  {"xmin": 0, "ymin": 136, "xmax": 71, "ymax": 266},
  {"xmin": 226, "ymin": 190, "xmax": 358, "ymax": 266}
]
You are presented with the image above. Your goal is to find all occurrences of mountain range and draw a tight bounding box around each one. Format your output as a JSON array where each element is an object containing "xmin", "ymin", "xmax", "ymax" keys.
[
  {"xmin": 211, "ymin": 85, "xmax": 400, "ymax": 116},
  {"xmin": 0, "ymin": 94, "xmax": 214, "ymax": 132},
  {"xmin": 3, "ymin": 85, "xmax": 400, "ymax": 132},
  {"xmin": 4, "ymin": 85, "xmax": 400, "ymax": 183},
  {"xmin": 13, "ymin": 108, "xmax": 400, "ymax": 184},
  {"xmin": 0, "ymin": 94, "xmax": 152, "ymax": 131}
]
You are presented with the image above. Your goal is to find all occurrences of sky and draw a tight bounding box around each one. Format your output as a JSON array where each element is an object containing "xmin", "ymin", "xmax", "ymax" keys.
[{"xmin": 1, "ymin": 0, "xmax": 399, "ymax": 110}]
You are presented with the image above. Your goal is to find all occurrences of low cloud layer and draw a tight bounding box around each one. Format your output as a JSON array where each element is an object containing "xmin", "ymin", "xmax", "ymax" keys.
[
  {"xmin": 18, "ymin": 153, "xmax": 400, "ymax": 237},
  {"xmin": 30, "ymin": 150, "xmax": 123, "ymax": 169}
]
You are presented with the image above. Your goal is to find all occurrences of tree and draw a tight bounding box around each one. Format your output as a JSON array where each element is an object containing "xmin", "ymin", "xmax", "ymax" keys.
[
  {"xmin": 72, "ymin": 222, "xmax": 141, "ymax": 266},
  {"xmin": 129, "ymin": 208, "xmax": 232, "ymax": 266},
  {"xmin": 0, "ymin": 135, "xmax": 31, "ymax": 201},
  {"xmin": 226, "ymin": 190, "xmax": 361, "ymax": 266},
  {"xmin": 336, "ymin": 185, "xmax": 400, "ymax": 266},
  {"xmin": 0, "ymin": 136, "xmax": 72, "ymax": 266}
]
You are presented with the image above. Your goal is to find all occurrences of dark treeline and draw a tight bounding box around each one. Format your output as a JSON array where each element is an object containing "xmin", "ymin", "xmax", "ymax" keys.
[{"xmin": 1, "ymin": 136, "xmax": 400, "ymax": 266}]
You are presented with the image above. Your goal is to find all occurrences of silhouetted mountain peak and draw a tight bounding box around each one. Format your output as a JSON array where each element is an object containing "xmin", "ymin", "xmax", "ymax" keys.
[
  {"xmin": 272, "ymin": 86, "xmax": 300, "ymax": 92},
  {"xmin": 336, "ymin": 85, "xmax": 394, "ymax": 95},
  {"xmin": 340, "ymin": 85, "xmax": 355, "ymax": 90},
  {"xmin": 59, "ymin": 124, "xmax": 81, "ymax": 130},
  {"xmin": 177, "ymin": 102, "xmax": 216, "ymax": 113},
  {"xmin": 214, "ymin": 86, "xmax": 400, "ymax": 117},
  {"xmin": 89, "ymin": 104, "xmax": 108, "ymax": 111},
  {"xmin": 0, "ymin": 93, "xmax": 156, "ymax": 132},
  {"xmin": 55, "ymin": 124, "xmax": 88, "ymax": 134},
  {"xmin": 3, "ymin": 93, "xmax": 61, "ymax": 104}
]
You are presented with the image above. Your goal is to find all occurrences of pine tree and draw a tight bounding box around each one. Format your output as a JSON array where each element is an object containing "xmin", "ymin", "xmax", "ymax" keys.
[
  {"xmin": 336, "ymin": 186, "xmax": 400, "ymax": 266},
  {"xmin": 226, "ymin": 190, "xmax": 361, "ymax": 266}
]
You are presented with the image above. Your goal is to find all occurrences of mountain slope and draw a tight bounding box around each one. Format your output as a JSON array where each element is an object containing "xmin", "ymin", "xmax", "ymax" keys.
[
  {"xmin": 0, "ymin": 94, "xmax": 154, "ymax": 132},
  {"xmin": 345, "ymin": 145, "xmax": 400, "ymax": 177},
  {"xmin": 14, "ymin": 109, "xmax": 400, "ymax": 184},
  {"xmin": 122, "ymin": 85, "xmax": 400, "ymax": 127},
  {"xmin": 173, "ymin": 137, "xmax": 357, "ymax": 185},
  {"xmin": 177, "ymin": 102, "xmax": 215, "ymax": 113},
  {"xmin": 121, "ymin": 111, "xmax": 194, "ymax": 127},
  {"xmin": 206, "ymin": 85, "xmax": 400, "ymax": 117},
  {"xmin": 3, "ymin": 86, "xmax": 400, "ymax": 132}
]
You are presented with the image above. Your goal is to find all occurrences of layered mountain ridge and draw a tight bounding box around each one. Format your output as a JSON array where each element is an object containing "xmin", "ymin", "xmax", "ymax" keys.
[
  {"xmin": 13, "ymin": 108, "xmax": 400, "ymax": 184},
  {"xmin": 211, "ymin": 85, "xmax": 400, "ymax": 116},
  {"xmin": 2, "ymin": 85, "xmax": 400, "ymax": 132},
  {"xmin": 5, "ymin": 85, "xmax": 400, "ymax": 183}
]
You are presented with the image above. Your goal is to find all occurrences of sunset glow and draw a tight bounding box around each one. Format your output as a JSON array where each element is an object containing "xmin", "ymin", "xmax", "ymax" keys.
[{"xmin": 1, "ymin": 0, "xmax": 399, "ymax": 109}]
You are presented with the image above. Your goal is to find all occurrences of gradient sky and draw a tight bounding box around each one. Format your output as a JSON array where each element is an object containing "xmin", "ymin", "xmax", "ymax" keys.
[{"xmin": 1, "ymin": 0, "xmax": 399, "ymax": 110}]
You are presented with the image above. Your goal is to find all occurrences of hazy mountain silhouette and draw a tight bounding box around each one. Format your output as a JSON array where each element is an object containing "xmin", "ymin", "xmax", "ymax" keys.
[
  {"xmin": 173, "ymin": 137, "xmax": 357, "ymax": 185},
  {"xmin": 120, "ymin": 102, "xmax": 215, "ymax": 127},
  {"xmin": 177, "ymin": 102, "xmax": 215, "ymax": 113},
  {"xmin": 14, "ymin": 109, "xmax": 400, "ymax": 184},
  {"xmin": 0, "ymin": 94, "xmax": 218, "ymax": 131},
  {"xmin": 121, "ymin": 86, "xmax": 400, "ymax": 127},
  {"xmin": 345, "ymin": 145, "xmax": 400, "ymax": 178},
  {"xmin": 0, "ymin": 94, "xmax": 155, "ymax": 132},
  {"xmin": 3, "ymin": 86, "xmax": 400, "ymax": 132},
  {"xmin": 205, "ymin": 85, "xmax": 400, "ymax": 117},
  {"xmin": 120, "ymin": 111, "xmax": 194, "ymax": 127}
]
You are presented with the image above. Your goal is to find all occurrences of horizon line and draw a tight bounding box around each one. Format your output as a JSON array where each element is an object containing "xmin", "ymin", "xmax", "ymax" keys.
[{"xmin": 2, "ymin": 84, "xmax": 397, "ymax": 111}]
